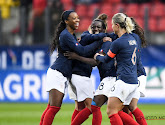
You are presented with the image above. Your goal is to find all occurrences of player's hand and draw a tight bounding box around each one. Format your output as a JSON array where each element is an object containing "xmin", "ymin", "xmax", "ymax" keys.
[
  {"xmin": 77, "ymin": 38, "xmax": 81, "ymax": 42},
  {"xmin": 94, "ymin": 53, "xmax": 104, "ymax": 60},
  {"xmin": 103, "ymin": 37, "xmax": 112, "ymax": 42},
  {"xmin": 64, "ymin": 51, "xmax": 79, "ymax": 59}
]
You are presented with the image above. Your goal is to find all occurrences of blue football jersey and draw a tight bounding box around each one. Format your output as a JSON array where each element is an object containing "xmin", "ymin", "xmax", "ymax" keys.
[
  {"xmin": 51, "ymin": 28, "xmax": 103, "ymax": 78},
  {"xmin": 96, "ymin": 33, "xmax": 138, "ymax": 84}
]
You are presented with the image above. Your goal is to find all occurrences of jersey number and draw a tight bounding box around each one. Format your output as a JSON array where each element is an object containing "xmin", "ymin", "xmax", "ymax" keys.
[
  {"xmin": 132, "ymin": 47, "xmax": 137, "ymax": 65},
  {"xmin": 99, "ymin": 83, "xmax": 104, "ymax": 90}
]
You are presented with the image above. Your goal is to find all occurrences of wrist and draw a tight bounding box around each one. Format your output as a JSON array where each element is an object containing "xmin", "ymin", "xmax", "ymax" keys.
[{"xmin": 94, "ymin": 53, "xmax": 100, "ymax": 60}]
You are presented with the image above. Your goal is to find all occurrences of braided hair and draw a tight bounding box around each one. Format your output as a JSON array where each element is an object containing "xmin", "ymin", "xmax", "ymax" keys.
[{"xmin": 50, "ymin": 10, "xmax": 74, "ymax": 54}]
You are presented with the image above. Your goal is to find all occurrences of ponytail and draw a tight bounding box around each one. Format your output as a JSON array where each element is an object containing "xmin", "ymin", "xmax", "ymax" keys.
[
  {"xmin": 112, "ymin": 13, "xmax": 134, "ymax": 33},
  {"xmin": 50, "ymin": 21, "xmax": 66, "ymax": 54},
  {"xmin": 50, "ymin": 10, "xmax": 74, "ymax": 54},
  {"xmin": 131, "ymin": 17, "xmax": 147, "ymax": 47},
  {"xmin": 125, "ymin": 17, "xmax": 134, "ymax": 34}
]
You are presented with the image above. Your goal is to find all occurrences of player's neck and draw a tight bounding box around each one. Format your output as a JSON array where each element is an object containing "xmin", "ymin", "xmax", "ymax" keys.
[
  {"xmin": 66, "ymin": 26, "xmax": 74, "ymax": 34},
  {"xmin": 117, "ymin": 29, "xmax": 126, "ymax": 38}
]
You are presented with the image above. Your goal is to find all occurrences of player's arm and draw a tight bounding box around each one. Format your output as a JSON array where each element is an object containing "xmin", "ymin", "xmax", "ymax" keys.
[
  {"xmin": 64, "ymin": 51, "xmax": 98, "ymax": 66},
  {"xmin": 65, "ymin": 33, "xmax": 103, "ymax": 56},
  {"xmin": 80, "ymin": 32, "xmax": 107, "ymax": 44},
  {"xmin": 137, "ymin": 48, "xmax": 146, "ymax": 77},
  {"xmin": 106, "ymin": 32, "xmax": 118, "ymax": 41},
  {"xmin": 94, "ymin": 49, "xmax": 116, "ymax": 63},
  {"xmin": 95, "ymin": 41, "xmax": 118, "ymax": 63}
]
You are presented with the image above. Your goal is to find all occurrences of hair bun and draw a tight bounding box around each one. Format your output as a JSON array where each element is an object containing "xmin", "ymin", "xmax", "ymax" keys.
[{"xmin": 96, "ymin": 14, "xmax": 108, "ymax": 21}]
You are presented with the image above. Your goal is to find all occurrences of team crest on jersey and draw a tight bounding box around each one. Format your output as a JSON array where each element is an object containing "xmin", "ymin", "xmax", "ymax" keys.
[
  {"xmin": 128, "ymin": 40, "xmax": 136, "ymax": 45},
  {"xmin": 75, "ymin": 43, "xmax": 79, "ymax": 46}
]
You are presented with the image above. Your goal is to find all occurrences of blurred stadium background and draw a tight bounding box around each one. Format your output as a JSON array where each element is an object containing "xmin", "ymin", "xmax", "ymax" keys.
[{"xmin": 0, "ymin": 0, "xmax": 165, "ymax": 124}]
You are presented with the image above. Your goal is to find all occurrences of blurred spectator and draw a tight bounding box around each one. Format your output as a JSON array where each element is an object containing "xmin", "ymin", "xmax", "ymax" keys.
[
  {"xmin": 73, "ymin": 0, "xmax": 102, "ymax": 4},
  {"xmin": 20, "ymin": 0, "xmax": 32, "ymax": 44},
  {"xmin": 160, "ymin": 0, "xmax": 165, "ymax": 2},
  {"xmin": 122, "ymin": 0, "xmax": 152, "ymax": 3},
  {"xmin": 47, "ymin": 0, "xmax": 63, "ymax": 37},
  {"xmin": 32, "ymin": 0, "xmax": 46, "ymax": 44}
]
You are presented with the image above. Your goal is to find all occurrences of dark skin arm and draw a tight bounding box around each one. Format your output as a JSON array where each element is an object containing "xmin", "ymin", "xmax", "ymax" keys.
[
  {"xmin": 64, "ymin": 51, "xmax": 100, "ymax": 67},
  {"xmin": 63, "ymin": 38, "xmax": 111, "ymax": 66}
]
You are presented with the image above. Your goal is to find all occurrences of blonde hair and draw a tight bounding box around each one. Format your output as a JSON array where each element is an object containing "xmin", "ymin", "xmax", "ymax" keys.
[
  {"xmin": 112, "ymin": 13, "xmax": 134, "ymax": 33},
  {"xmin": 88, "ymin": 13, "xmax": 108, "ymax": 33}
]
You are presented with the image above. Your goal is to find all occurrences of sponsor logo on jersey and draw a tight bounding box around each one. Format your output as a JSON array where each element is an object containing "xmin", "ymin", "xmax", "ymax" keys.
[{"xmin": 128, "ymin": 40, "xmax": 136, "ymax": 45}]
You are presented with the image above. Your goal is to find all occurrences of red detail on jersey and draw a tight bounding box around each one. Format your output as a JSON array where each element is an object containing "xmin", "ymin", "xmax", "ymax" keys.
[
  {"xmin": 107, "ymin": 49, "xmax": 116, "ymax": 58},
  {"xmin": 100, "ymin": 49, "xmax": 103, "ymax": 52}
]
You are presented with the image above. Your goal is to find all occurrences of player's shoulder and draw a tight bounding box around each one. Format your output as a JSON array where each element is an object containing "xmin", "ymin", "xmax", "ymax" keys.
[
  {"xmin": 81, "ymin": 31, "xmax": 90, "ymax": 38},
  {"xmin": 102, "ymin": 41, "xmax": 111, "ymax": 48},
  {"xmin": 112, "ymin": 36, "xmax": 123, "ymax": 44},
  {"xmin": 60, "ymin": 28, "xmax": 71, "ymax": 37},
  {"xmin": 130, "ymin": 33, "xmax": 141, "ymax": 45},
  {"xmin": 131, "ymin": 33, "xmax": 140, "ymax": 40},
  {"xmin": 61, "ymin": 29, "xmax": 75, "ymax": 41}
]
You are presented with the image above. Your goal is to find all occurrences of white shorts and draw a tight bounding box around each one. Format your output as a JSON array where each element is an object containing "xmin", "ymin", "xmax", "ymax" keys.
[
  {"xmin": 95, "ymin": 77, "xmax": 116, "ymax": 97},
  {"xmin": 46, "ymin": 68, "xmax": 68, "ymax": 94},
  {"xmin": 124, "ymin": 90, "xmax": 140, "ymax": 105},
  {"xmin": 108, "ymin": 80, "xmax": 139, "ymax": 105},
  {"xmin": 68, "ymin": 74, "xmax": 95, "ymax": 102},
  {"xmin": 126, "ymin": 75, "xmax": 147, "ymax": 102},
  {"xmin": 137, "ymin": 75, "xmax": 147, "ymax": 97}
]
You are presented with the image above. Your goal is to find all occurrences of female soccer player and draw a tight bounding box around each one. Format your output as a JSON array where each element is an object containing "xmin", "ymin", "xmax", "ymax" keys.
[
  {"xmin": 119, "ymin": 17, "xmax": 148, "ymax": 125},
  {"xmin": 66, "ymin": 15, "xmax": 148, "ymax": 125},
  {"xmin": 94, "ymin": 13, "xmax": 140, "ymax": 125},
  {"xmin": 65, "ymin": 38, "xmax": 117, "ymax": 125},
  {"xmin": 39, "ymin": 10, "xmax": 107, "ymax": 125},
  {"xmin": 66, "ymin": 14, "xmax": 113, "ymax": 125}
]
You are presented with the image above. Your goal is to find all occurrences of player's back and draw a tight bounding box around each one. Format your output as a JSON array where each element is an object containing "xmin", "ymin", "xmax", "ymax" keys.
[{"xmin": 111, "ymin": 33, "xmax": 138, "ymax": 84}]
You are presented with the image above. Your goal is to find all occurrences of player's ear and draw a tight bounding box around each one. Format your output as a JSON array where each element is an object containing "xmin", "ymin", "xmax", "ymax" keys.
[
  {"xmin": 65, "ymin": 20, "xmax": 68, "ymax": 25},
  {"xmin": 115, "ymin": 23, "xmax": 119, "ymax": 27}
]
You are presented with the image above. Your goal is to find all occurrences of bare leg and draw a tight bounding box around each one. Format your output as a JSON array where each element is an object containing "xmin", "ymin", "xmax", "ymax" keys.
[
  {"xmin": 129, "ymin": 98, "xmax": 138, "ymax": 112},
  {"xmin": 84, "ymin": 98, "xmax": 92, "ymax": 110},
  {"xmin": 129, "ymin": 98, "xmax": 147, "ymax": 125},
  {"xmin": 71, "ymin": 98, "xmax": 92, "ymax": 125},
  {"xmin": 107, "ymin": 97, "xmax": 123, "ymax": 125},
  {"xmin": 107, "ymin": 97, "xmax": 123, "ymax": 116},
  {"xmin": 75, "ymin": 100, "xmax": 85, "ymax": 111},
  {"xmin": 93, "ymin": 95, "xmax": 108, "ymax": 107},
  {"xmin": 42, "ymin": 89, "xmax": 64, "ymax": 125},
  {"xmin": 91, "ymin": 95, "xmax": 107, "ymax": 125},
  {"xmin": 71, "ymin": 101, "xmax": 85, "ymax": 122},
  {"xmin": 49, "ymin": 89, "xmax": 64, "ymax": 107}
]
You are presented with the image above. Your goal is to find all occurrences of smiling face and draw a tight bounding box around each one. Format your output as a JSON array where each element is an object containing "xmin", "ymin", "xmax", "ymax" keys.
[
  {"xmin": 65, "ymin": 12, "xmax": 80, "ymax": 30},
  {"xmin": 91, "ymin": 21, "xmax": 105, "ymax": 34}
]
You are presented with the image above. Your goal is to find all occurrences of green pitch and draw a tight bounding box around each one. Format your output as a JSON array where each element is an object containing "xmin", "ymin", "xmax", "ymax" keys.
[{"xmin": 0, "ymin": 103, "xmax": 165, "ymax": 125}]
